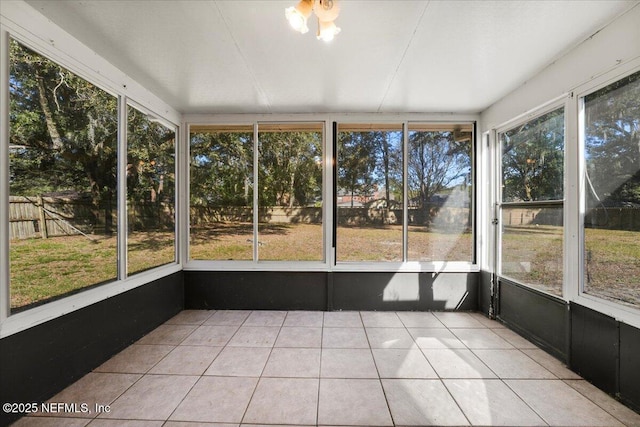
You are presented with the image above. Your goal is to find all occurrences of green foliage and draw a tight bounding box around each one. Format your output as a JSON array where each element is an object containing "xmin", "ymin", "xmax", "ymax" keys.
[
  {"xmin": 501, "ymin": 108, "xmax": 564, "ymax": 202},
  {"xmin": 259, "ymin": 131, "xmax": 322, "ymax": 207},
  {"xmin": 408, "ymin": 130, "xmax": 471, "ymax": 207},
  {"xmin": 190, "ymin": 131, "xmax": 253, "ymax": 207},
  {"xmin": 585, "ymin": 70, "xmax": 640, "ymax": 207},
  {"xmin": 9, "ymin": 39, "xmax": 118, "ymax": 233}
]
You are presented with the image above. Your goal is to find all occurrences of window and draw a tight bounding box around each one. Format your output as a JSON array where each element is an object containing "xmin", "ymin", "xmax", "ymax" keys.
[
  {"xmin": 189, "ymin": 123, "xmax": 324, "ymax": 262},
  {"xmin": 336, "ymin": 124, "xmax": 404, "ymax": 262},
  {"xmin": 258, "ymin": 123, "xmax": 324, "ymax": 261},
  {"xmin": 583, "ymin": 70, "xmax": 640, "ymax": 308},
  {"xmin": 9, "ymin": 39, "xmax": 118, "ymax": 311},
  {"xmin": 336, "ymin": 122, "xmax": 474, "ymax": 263},
  {"xmin": 189, "ymin": 125, "xmax": 254, "ymax": 261},
  {"xmin": 499, "ymin": 107, "xmax": 565, "ymax": 296},
  {"xmin": 407, "ymin": 124, "xmax": 473, "ymax": 262},
  {"xmin": 127, "ymin": 105, "xmax": 176, "ymax": 275}
]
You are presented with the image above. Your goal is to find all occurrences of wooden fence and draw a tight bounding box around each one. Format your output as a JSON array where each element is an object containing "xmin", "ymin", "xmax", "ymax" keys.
[
  {"xmin": 9, "ymin": 196, "xmax": 174, "ymax": 240},
  {"xmin": 9, "ymin": 196, "xmax": 94, "ymax": 240}
]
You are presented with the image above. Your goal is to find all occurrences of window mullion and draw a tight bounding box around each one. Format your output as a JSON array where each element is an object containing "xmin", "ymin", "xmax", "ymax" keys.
[
  {"xmin": 117, "ymin": 95, "xmax": 128, "ymax": 280},
  {"xmin": 253, "ymin": 123, "xmax": 259, "ymax": 263}
]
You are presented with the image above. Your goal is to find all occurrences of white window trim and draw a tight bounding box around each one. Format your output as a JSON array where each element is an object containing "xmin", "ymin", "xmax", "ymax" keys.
[
  {"xmin": 184, "ymin": 115, "xmax": 479, "ymax": 272},
  {"xmin": 0, "ymin": 3, "xmax": 182, "ymax": 338},
  {"xmin": 574, "ymin": 60, "xmax": 640, "ymax": 329},
  {"xmin": 494, "ymin": 97, "xmax": 568, "ymax": 301}
]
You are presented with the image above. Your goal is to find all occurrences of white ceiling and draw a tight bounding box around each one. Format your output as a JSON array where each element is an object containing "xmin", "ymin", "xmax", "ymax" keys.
[{"xmin": 24, "ymin": 0, "xmax": 638, "ymax": 115}]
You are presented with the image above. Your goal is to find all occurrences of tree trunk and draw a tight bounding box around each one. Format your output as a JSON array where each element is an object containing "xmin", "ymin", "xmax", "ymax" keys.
[{"xmin": 35, "ymin": 72, "xmax": 64, "ymax": 151}]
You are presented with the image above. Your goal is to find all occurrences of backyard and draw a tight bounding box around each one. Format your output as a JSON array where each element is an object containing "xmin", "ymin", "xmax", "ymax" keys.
[{"xmin": 9, "ymin": 224, "xmax": 640, "ymax": 310}]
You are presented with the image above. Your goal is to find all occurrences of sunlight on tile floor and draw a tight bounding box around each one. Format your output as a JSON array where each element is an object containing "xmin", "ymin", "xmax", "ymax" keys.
[{"xmin": 14, "ymin": 310, "xmax": 640, "ymax": 426}]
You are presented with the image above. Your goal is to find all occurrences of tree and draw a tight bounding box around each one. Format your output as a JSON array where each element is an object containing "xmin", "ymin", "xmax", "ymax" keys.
[
  {"xmin": 501, "ymin": 109, "xmax": 564, "ymax": 202},
  {"xmin": 408, "ymin": 130, "xmax": 471, "ymax": 221},
  {"xmin": 9, "ymin": 40, "xmax": 118, "ymax": 234},
  {"xmin": 338, "ymin": 131, "xmax": 378, "ymax": 207},
  {"xmin": 190, "ymin": 131, "xmax": 253, "ymax": 207},
  {"xmin": 258, "ymin": 131, "xmax": 322, "ymax": 208},
  {"xmin": 585, "ymin": 70, "xmax": 640, "ymax": 207}
]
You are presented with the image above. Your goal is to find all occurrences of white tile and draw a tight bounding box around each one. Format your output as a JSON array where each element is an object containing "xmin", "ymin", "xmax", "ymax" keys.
[
  {"xmin": 492, "ymin": 328, "xmax": 538, "ymax": 349},
  {"xmin": 360, "ymin": 311, "xmax": 404, "ymax": 327},
  {"xmin": 45, "ymin": 372, "xmax": 140, "ymax": 416},
  {"xmin": 170, "ymin": 376, "xmax": 258, "ymax": 423},
  {"xmin": 382, "ymin": 379, "xmax": 469, "ymax": 426},
  {"xmin": 180, "ymin": 325, "xmax": 239, "ymax": 346},
  {"xmin": 444, "ymin": 379, "xmax": 546, "ymax": 426},
  {"xmin": 274, "ymin": 326, "xmax": 322, "ymax": 348},
  {"xmin": 366, "ymin": 327, "xmax": 416, "ymax": 349},
  {"xmin": 149, "ymin": 346, "xmax": 221, "ymax": 375},
  {"xmin": 226, "ymin": 326, "xmax": 280, "ymax": 347},
  {"xmin": 205, "ymin": 347, "xmax": 270, "ymax": 377},
  {"xmin": 88, "ymin": 421, "xmax": 163, "ymax": 427},
  {"xmin": 204, "ymin": 310, "xmax": 251, "ymax": 326},
  {"xmin": 372, "ymin": 349, "xmax": 437, "ymax": 379},
  {"xmin": 283, "ymin": 311, "xmax": 324, "ymax": 327},
  {"xmin": 506, "ymin": 379, "xmax": 624, "ymax": 426},
  {"xmin": 473, "ymin": 349, "xmax": 556, "ymax": 379},
  {"xmin": 564, "ymin": 379, "xmax": 640, "ymax": 427},
  {"xmin": 243, "ymin": 378, "xmax": 319, "ymax": 425},
  {"xmin": 322, "ymin": 327, "xmax": 369, "ymax": 348},
  {"xmin": 323, "ymin": 311, "xmax": 362, "ymax": 327},
  {"xmin": 407, "ymin": 328, "xmax": 466, "ymax": 349},
  {"xmin": 101, "ymin": 375, "xmax": 198, "ymax": 420},
  {"xmin": 321, "ymin": 348, "xmax": 378, "ymax": 378},
  {"xmin": 244, "ymin": 310, "xmax": 287, "ymax": 326},
  {"xmin": 318, "ymin": 379, "xmax": 392, "ymax": 426},
  {"xmin": 94, "ymin": 345, "xmax": 174, "ymax": 374},
  {"xmin": 451, "ymin": 328, "xmax": 514, "ymax": 349},
  {"xmin": 433, "ymin": 312, "xmax": 485, "ymax": 328},
  {"xmin": 397, "ymin": 311, "xmax": 445, "ymax": 328},
  {"xmin": 468, "ymin": 312, "xmax": 507, "ymax": 329},
  {"xmin": 521, "ymin": 348, "xmax": 582, "ymax": 379},
  {"xmin": 422, "ymin": 349, "xmax": 497, "ymax": 379},
  {"xmin": 136, "ymin": 325, "xmax": 198, "ymax": 346},
  {"xmin": 13, "ymin": 419, "xmax": 89, "ymax": 427},
  {"xmin": 164, "ymin": 310, "xmax": 214, "ymax": 325},
  {"xmin": 263, "ymin": 348, "xmax": 321, "ymax": 378}
]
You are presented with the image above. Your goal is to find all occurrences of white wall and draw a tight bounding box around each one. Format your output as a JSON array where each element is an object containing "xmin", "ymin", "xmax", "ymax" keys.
[{"xmin": 481, "ymin": 4, "xmax": 640, "ymax": 131}]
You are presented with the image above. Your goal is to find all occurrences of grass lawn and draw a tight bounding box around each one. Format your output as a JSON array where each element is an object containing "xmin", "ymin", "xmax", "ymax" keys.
[
  {"xmin": 10, "ymin": 231, "xmax": 175, "ymax": 310},
  {"xmin": 9, "ymin": 223, "xmax": 640, "ymax": 310}
]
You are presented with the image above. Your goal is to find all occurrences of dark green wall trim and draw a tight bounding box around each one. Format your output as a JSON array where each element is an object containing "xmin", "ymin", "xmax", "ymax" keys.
[
  {"xmin": 332, "ymin": 272, "xmax": 478, "ymax": 311},
  {"xmin": 570, "ymin": 302, "xmax": 619, "ymax": 395},
  {"xmin": 0, "ymin": 272, "xmax": 184, "ymax": 427},
  {"xmin": 497, "ymin": 278, "xmax": 568, "ymax": 362},
  {"xmin": 184, "ymin": 271, "xmax": 328, "ymax": 310},
  {"xmin": 184, "ymin": 271, "xmax": 478, "ymax": 312},
  {"xmin": 620, "ymin": 323, "xmax": 640, "ymax": 412}
]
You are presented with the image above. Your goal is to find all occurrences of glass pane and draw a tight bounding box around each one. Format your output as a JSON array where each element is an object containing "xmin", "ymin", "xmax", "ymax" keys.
[
  {"xmin": 9, "ymin": 39, "xmax": 118, "ymax": 311},
  {"xmin": 501, "ymin": 109, "xmax": 564, "ymax": 202},
  {"xmin": 189, "ymin": 125, "xmax": 254, "ymax": 260},
  {"xmin": 499, "ymin": 107, "xmax": 564, "ymax": 296},
  {"xmin": 584, "ymin": 70, "xmax": 640, "ymax": 308},
  {"xmin": 127, "ymin": 106, "xmax": 176, "ymax": 274},
  {"xmin": 257, "ymin": 123, "xmax": 323, "ymax": 261},
  {"xmin": 501, "ymin": 205, "xmax": 564, "ymax": 296},
  {"xmin": 337, "ymin": 124, "xmax": 403, "ymax": 262},
  {"xmin": 407, "ymin": 124, "xmax": 473, "ymax": 262}
]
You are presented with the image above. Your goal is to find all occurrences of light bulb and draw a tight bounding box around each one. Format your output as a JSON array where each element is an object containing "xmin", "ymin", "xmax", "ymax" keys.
[
  {"xmin": 317, "ymin": 20, "xmax": 341, "ymax": 42},
  {"xmin": 285, "ymin": 0, "xmax": 314, "ymax": 34}
]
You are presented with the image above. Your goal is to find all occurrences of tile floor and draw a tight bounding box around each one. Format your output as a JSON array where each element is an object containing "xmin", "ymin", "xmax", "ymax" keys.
[{"xmin": 15, "ymin": 310, "xmax": 640, "ymax": 427}]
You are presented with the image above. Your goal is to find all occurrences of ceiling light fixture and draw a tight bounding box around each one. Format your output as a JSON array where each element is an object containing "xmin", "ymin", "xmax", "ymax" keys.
[{"xmin": 285, "ymin": 0, "xmax": 341, "ymax": 41}]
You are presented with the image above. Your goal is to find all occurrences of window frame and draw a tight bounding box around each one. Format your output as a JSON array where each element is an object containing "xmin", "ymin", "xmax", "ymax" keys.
[
  {"xmin": 574, "ymin": 64, "xmax": 640, "ymax": 324},
  {"xmin": 495, "ymin": 103, "xmax": 567, "ymax": 299},
  {"xmin": 184, "ymin": 117, "xmax": 479, "ymax": 273},
  {"xmin": 0, "ymin": 16, "xmax": 181, "ymax": 338}
]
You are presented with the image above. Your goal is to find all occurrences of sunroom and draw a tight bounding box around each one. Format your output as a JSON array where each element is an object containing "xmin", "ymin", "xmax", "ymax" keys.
[{"xmin": 1, "ymin": 0, "xmax": 640, "ymax": 426}]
